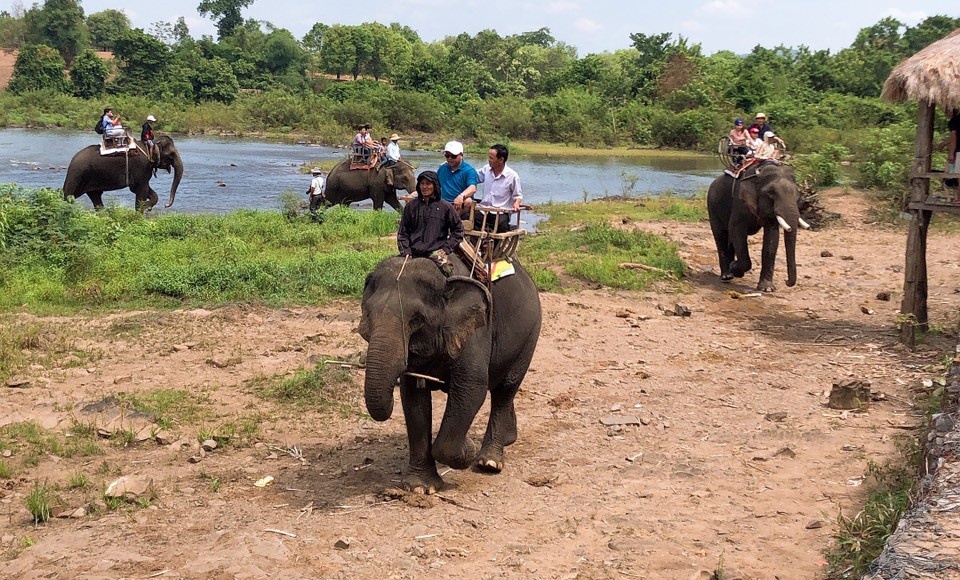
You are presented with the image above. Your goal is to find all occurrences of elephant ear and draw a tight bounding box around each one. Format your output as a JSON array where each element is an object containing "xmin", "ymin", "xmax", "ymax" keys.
[
  {"xmin": 384, "ymin": 167, "xmax": 395, "ymax": 188},
  {"xmin": 441, "ymin": 276, "xmax": 491, "ymax": 359}
]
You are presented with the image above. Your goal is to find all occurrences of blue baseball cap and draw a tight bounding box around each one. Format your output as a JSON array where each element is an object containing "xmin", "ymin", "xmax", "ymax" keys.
[{"xmin": 734, "ymin": 118, "xmax": 743, "ymax": 126}]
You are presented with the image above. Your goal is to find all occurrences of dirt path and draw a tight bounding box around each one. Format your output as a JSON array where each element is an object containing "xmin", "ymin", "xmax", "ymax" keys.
[{"xmin": 1, "ymin": 188, "xmax": 957, "ymax": 579}]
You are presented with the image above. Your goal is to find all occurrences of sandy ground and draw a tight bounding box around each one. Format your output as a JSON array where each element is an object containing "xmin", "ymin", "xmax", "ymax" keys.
[{"xmin": 1, "ymin": 187, "xmax": 959, "ymax": 580}]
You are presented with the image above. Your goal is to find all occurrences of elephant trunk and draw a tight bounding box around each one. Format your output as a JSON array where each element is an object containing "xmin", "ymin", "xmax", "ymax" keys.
[
  {"xmin": 363, "ymin": 329, "xmax": 407, "ymax": 422},
  {"xmin": 774, "ymin": 192, "xmax": 800, "ymax": 288},
  {"xmin": 784, "ymin": 227, "xmax": 797, "ymax": 287},
  {"xmin": 166, "ymin": 156, "xmax": 183, "ymax": 208}
]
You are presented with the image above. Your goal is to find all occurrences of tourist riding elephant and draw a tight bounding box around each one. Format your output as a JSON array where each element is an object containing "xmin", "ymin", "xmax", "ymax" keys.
[
  {"xmin": 63, "ymin": 135, "xmax": 183, "ymax": 212},
  {"xmin": 359, "ymin": 255, "xmax": 542, "ymax": 494},
  {"xmin": 320, "ymin": 160, "xmax": 416, "ymax": 211},
  {"xmin": 707, "ymin": 163, "xmax": 809, "ymax": 292}
]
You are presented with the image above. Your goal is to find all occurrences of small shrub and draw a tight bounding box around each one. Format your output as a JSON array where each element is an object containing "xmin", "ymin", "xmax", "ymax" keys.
[{"xmin": 0, "ymin": 459, "xmax": 13, "ymax": 479}]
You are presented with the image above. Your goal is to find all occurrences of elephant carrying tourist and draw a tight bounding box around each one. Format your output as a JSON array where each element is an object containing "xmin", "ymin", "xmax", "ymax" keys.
[
  {"xmin": 359, "ymin": 254, "xmax": 542, "ymax": 494},
  {"xmin": 319, "ymin": 160, "xmax": 416, "ymax": 211},
  {"xmin": 62, "ymin": 135, "xmax": 183, "ymax": 212},
  {"xmin": 706, "ymin": 162, "xmax": 808, "ymax": 292}
]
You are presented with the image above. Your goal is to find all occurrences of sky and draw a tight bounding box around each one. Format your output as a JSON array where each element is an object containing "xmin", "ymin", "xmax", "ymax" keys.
[{"xmin": 6, "ymin": 0, "xmax": 958, "ymax": 56}]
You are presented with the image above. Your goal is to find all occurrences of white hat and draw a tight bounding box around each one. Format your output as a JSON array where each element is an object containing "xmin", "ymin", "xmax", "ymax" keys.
[
  {"xmin": 443, "ymin": 141, "xmax": 464, "ymax": 156},
  {"xmin": 146, "ymin": 115, "xmax": 156, "ymax": 122},
  {"xmin": 311, "ymin": 167, "xmax": 322, "ymax": 174},
  {"xmin": 763, "ymin": 131, "xmax": 775, "ymax": 139}
]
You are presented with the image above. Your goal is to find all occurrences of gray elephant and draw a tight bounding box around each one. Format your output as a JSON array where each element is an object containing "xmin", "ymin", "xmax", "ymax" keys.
[
  {"xmin": 63, "ymin": 135, "xmax": 183, "ymax": 212},
  {"xmin": 707, "ymin": 163, "xmax": 808, "ymax": 292},
  {"xmin": 359, "ymin": 255, "xmax": 541, "ymax": 494},
  {"xmin": 320, "ymin": 160, "xmax": 416, "ymax": 211}
]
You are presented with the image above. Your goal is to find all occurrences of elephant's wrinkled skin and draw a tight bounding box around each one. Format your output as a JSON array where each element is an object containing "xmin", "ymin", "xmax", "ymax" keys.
[
  {"xmin": 359, "ymin": 255, "xmax": 541, "ymax": 494},
  {"xmin": 320, "ymin": 160, "xmax": 416, "ymax": 211},
  {"xmin": 707, "ymin": 163, "xmax": 800, "ymax": 292},
  {"xmin": 62, "ymin": 135, "xmax": 183, "ymax": 212}
]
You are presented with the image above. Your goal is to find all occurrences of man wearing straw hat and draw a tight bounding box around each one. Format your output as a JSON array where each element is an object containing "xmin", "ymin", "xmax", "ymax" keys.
[
  {"xmin": 307, "ymin": 167, "xmax": 326, "ymax": 213},
  {"xmin": 383, "ymin": 133, "xmax": 402, "ymax": 168}
]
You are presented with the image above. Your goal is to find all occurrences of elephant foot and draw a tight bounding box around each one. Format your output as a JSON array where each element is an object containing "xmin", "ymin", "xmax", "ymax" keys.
[
  {"xmin": 432, "ymin": 437, "xmax": 478, "ymax": 470},
  {"xmin": 475, "ymin": 444, "xmax": 505, "ymax": 473},
  {"xmin": 720, "ymin": 272, "xmax": 733, "ymax": 282},
  {"xmin": 401, "ymin": 468, "xmax": 444, "ymax": 495},
  {"xmin": 757, "ymin": 280, "xmax": 776, "ymax": 292},
  {"xmin": 730, "ymin": 260, "xmax": 750, "ymax": 278}
]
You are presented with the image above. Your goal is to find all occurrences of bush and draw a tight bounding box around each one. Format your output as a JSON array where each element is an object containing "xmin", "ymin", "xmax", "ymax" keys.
[
  {"xmin": 8, "ymin": 43, "xmax": 69, "ymax": 94},
  {"xmin": 858, "ymin": 125, "xmax": 913, "ymax": 198},
  {"xmin": 793, "ymin": 143, "xmax": 848, "ymax": 187},
  {"xmin": 649, "ymin": 108, "xmax": 721, "ymax": 149}
]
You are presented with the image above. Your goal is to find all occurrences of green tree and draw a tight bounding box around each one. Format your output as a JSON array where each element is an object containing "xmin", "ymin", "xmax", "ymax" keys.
[
  {"xmin": 320, "ymin": 24, "xmax": 355, "ymax": 79},
  {"xmin": 191, "ymin": 55, "xmax": 239, "ymax": 102},
  {"xmin": 69, "ymin": 48, "xmax": 109, "ymax": 97},
  {"xmin": 173, "ymin": 17, "xmax": 190, "ymax": 45},
  {"xmin": 24, "ymin": 0, "xmax": 87, "ymax": 65},
  {"xmin": 350, "ymin": 25, "xmax": 374, "ymax": 80},
  {"xmin": 7, "ymin": 42, "xmax": 69, "ymax": 93},
  {"xmin": 261, "ymin": 27, "xmax": 304, "ymax": 75},
  {"xmin": 302, "ymin": 22, "xmax": 327, "ymax": 54},
  {"xmin": 197, "ymin": 0, "xmax": 254, "ymax": 40},
  {"xmin": 364, "ymin": 22, "xmax": 410, "ymax": 81},
  {"xmin": 112, "ymin": 28, "xmax": 170, "ymax": 96},
  {"xmin": 902, "ymin": 15, "xmax": 960, "ymax": 53},
  {"xmin": 0, "ymin": 9, "xmax": 28, "ymax": 50},
  {"xmin": 86, "ymin": 9, "xmax": 130, "ymax": 50}
]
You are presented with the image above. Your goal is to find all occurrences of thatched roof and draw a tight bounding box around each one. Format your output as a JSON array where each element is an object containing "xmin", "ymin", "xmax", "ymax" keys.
[{"xmin": 882, "ymin": 28, "xmax": 960, "ymax": 111}]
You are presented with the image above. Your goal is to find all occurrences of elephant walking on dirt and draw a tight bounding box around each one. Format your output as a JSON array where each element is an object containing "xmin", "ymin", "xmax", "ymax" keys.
[
  {"xmin": 707, "ymin": 163, "xmax": 808, "ymax": 292},
  {"xmin": 63, "ymin": 135, "xmax": 184, "ymax": 212},
  {"xmin": 359, "ymin": 255, "xmax": 541, "ymax": 494},
  {"xmin": 321, "ymin": 160, "xmax": 416, "ymax": 211}
]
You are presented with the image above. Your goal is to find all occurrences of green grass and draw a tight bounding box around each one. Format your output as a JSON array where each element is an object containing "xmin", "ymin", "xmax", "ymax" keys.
[
  {"xmin": 26, "ymin": 482, "xmax": 52, "ymax": 524},
  {"xmin": 825, "ymin": 438, "xmax": 919, "ymax": 578},
  {"xmin": 248, "ymin": 360, "xmax": 357, "ymax": 412},
  {"xmin": 0, "ymin": 460, "xmax": 12, "ymax": 479},
  {"xmin": 67, "ymin": 472, "xmax": 90, "ymax": 490},
  {"xmin": 0, "ymin": 186, "xmax": 398, "ymax": 313},
  {"xmin": 119, "ymin": 388, "xmax": 212, "ymax": 430},
  {"xmin": 0, "ymin": 422, "xmax": 104, "ymax": 468}
]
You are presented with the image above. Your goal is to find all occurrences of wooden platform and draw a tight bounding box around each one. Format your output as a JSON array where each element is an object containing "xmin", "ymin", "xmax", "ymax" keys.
[{"xmin": 909, "ymin": 196, "xmax": 960, "ymax": 213}]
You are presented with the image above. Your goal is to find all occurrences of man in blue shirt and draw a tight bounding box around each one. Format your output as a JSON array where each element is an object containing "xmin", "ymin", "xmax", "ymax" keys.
[{"xmin": 437, "ymin": 140, "xmax": 478, "ymax": 218}]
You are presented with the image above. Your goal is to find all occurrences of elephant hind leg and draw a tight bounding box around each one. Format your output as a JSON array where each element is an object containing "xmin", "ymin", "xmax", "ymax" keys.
[
  {"xmin": 88, "ymin": 191, "xmax": 105, "ymax": 209},
  {"xmin": 476, "ymin": 381, "xmax": 521, "ymax": 473}
]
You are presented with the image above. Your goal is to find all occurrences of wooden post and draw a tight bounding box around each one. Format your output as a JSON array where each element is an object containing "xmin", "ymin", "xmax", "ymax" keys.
[{"xmin": 900, "ymin": 101, "xmax": 935, "ymax": 346}]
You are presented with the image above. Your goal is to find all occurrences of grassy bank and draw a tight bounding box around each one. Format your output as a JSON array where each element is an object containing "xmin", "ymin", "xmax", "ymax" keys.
[{"xmin": 0, "ymin": 185, "xmax": 702, "ymax": 315}]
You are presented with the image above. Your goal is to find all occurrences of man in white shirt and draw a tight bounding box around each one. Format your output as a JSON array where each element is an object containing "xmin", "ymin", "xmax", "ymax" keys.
[
  {"xmin": 308, "ymin": 168, "xmax": 325, "ymax": 212},
  {"xmin": 384, "ymin": 133, "xmax": 401, "ymax": 167},
  {"xmin": 475, "ymin": 143, "xmax": 522, "ymax": 232}
]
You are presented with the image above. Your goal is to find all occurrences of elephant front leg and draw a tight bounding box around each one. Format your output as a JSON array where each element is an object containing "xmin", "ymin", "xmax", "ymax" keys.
[
  {"xmin": 399, "ymin": 379, "xmax": 443, "ymax": 494},
  {"xmin": 757, "ymin": 224, "xmax": 780, "ymax": 292},
  {"xmin": 432, "ymin": 374, "xmax": 486, "ymax": 470},
  {"xmin": 710, "ymin": 226, "xmax": 735, "ymax": 281},
  {"xmin": 476, "ymin": 384, "xmax": 520, "ymax": 473}
]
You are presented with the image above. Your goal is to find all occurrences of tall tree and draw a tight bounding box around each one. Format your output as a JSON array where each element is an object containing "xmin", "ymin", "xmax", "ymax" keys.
[
  {"xmin": 320, "ymin": 24, "xmax": 355, "ymax": 79},
  {"xmin": 902, "ymin": 15, "xmax": 960, "ymax": 53},
  {"xmin": 24, "ymin": 0, "xmax": 87, "ymax": 65},
  {"xmin": 86, "ymin": 9, "xmax": 130, "ymax": 50},
  {"xmin": 0, "ymin": 4, "xmax": 28, "ymax": 50},
  {"xmin": 197, "ymin": 0, "xmax": 254, "ymax": 40}
]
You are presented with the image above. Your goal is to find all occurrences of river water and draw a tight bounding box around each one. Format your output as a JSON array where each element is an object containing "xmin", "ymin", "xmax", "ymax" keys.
[{"xmin": 0, "ymin": 128, "xmax": 723, "ymax": 213}]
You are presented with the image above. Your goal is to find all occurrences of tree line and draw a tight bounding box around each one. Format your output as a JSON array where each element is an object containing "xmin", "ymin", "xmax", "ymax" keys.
[{"xmin": 1, "ymin": 1, "xmax": 958, "ymax": 163}]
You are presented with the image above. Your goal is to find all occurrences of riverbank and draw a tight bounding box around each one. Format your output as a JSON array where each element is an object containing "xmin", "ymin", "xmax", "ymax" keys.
[{"xmin": 0, "ymin": 185, "xmax": 952, "ymax": 578}]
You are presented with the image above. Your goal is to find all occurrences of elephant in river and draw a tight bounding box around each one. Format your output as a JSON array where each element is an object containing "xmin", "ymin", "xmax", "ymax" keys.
[
  {"xmin": 320, "ymin": 160, "xmax": 416, "ymax": 211},
  {"xmin": 359, "ymin": 254, "xmax": 541, "ymax": 494},
  {"xmin": 707, "ymin": 162, "xmax": 808, "ymax": 292},
  {"xmin": 63, "ymin": 135, "xmax": 183, "ymax": 212}
]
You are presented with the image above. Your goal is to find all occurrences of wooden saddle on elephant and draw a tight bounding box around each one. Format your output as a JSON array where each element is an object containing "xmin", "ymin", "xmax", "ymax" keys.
[
  {"xmin": 454, "ymin": 205, "xmax": 529, "ymax": 289},
  {"xmin": 99, "ymin": 130, "xmax": 137, "ymax": 156},
  {"xmin": 349, "ymin": 146, "xmax": 380, "ymax": 170}
]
